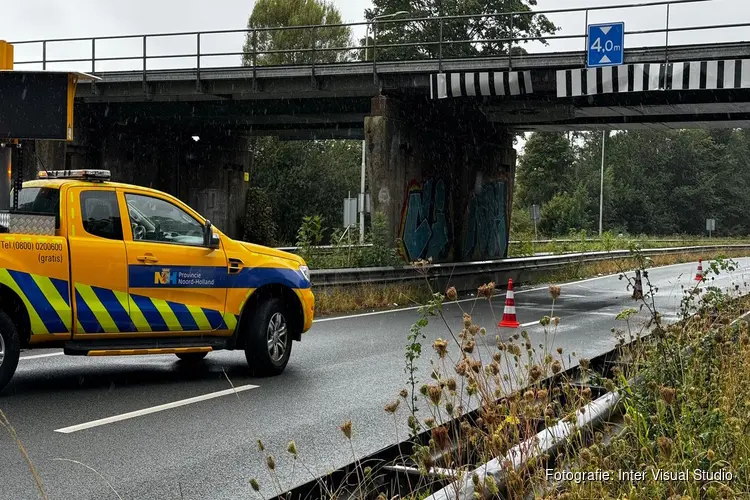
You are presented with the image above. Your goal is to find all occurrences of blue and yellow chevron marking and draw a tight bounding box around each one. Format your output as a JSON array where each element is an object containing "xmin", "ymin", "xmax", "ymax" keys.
[
  {"xmin": 75, "ymin": 284, "xmax": 237, "ymax": 335},
  {"xmin": 222, "ymin": 312, "xmax": 238, "ymax": 332},
  {"xmin": 0, "ymin": 269, "xmax": 71, "ymax": 334},
  {"xmin": 1, "ymin": 268, "xmax": 239, "ymax": 336}
]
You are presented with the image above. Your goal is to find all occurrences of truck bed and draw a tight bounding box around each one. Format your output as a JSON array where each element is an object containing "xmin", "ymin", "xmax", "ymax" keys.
[
  {"xmin": 0, "ymin": 211, "xmax": 56, "ymax": 236},
  {"xmin": 1, "ymin": 231, "xmax": 72, "ymax": 341}
]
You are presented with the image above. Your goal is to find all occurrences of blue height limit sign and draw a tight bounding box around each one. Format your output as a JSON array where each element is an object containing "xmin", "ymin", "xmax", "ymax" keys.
[{"xmin": 587, "ymin": 22, "xmax": 624, "ymax": 68}]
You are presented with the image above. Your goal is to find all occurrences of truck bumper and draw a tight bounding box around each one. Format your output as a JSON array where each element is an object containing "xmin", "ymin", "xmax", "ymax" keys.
[{"xmin": 297, "ymin": 288, "xmax": 315, "ymax": 333}]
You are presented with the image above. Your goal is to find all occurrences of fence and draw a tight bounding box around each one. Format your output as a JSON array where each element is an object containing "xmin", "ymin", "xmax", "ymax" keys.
[{"xmin": 10, "ymin": 0, "xmax": 749, "ymax": 78}]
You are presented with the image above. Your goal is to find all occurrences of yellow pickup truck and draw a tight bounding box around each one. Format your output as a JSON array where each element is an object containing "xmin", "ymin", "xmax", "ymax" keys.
[{"xmin": 0, "ymin": 169, "xmax": 314, "ymax": 392}]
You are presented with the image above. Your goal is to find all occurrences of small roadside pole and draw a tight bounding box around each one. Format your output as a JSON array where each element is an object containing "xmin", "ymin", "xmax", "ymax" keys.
[
  {"xmin": 531, "ymin": 204, "xmax": 540, "ymax": 253},
  {"xmin": 706, "ymin": 218, "xmax": 716, "ymax": 238}
]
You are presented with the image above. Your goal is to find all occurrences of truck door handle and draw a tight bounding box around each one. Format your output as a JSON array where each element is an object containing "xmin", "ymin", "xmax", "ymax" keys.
[{"xmin": 136, "ymin": 254, "xmax": 159, "ymax": 263}]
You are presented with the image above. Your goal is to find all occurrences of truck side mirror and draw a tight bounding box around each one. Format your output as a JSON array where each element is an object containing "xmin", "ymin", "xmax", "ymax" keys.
[{"xmin": 203, "ymin": 220, "xmax": 220, "ymax": 249}]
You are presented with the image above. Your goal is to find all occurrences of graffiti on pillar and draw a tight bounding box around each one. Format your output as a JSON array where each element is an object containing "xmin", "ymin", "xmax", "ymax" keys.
[
  {"xmin": 399, "ymin": 179, "xmax": 451, "ymax": 262},
  {"xmin": 463, "ymin": 180, "xmax": 508, "ymax": 260}
]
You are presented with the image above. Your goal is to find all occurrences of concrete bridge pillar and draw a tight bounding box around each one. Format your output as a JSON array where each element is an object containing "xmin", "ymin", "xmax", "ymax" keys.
[
  {"xmin": 93, "ymin": 125, "xmax": 250, "ymax": 239},
  {"xmin": 29, "ymin": 141, "xmax": 67, "ymax": 172},
  {"xmin": 365, "ymin": 95, "xmax": 515, "ymax": 263}
]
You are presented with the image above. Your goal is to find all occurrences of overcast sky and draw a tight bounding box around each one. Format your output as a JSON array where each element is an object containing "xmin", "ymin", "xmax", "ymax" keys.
[{"xmin": 2, "ymin": 0, "xmax": 748, "ymax": 39}]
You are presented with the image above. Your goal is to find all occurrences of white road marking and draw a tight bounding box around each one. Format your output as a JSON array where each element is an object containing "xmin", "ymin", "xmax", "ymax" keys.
[
  {"xmin": 513, "ymin": 308, "xmax": 688, "ymax": 327},
  {"xmin": 54, "ymin": 384, "xmax": 259, "ymax": 434},
  {"xmin": 313, "ymin": 295, "xmax": 484, "ymax": 323},
  {"xmin": 519, "ymin": 310, "xmax": 617, "ymax": 325},
  {"xmin": 20, "ymin": 352, "xmax": 64, "ymax": 361},
  {"xmin": 581, "ymin": 311, "xmax": 618, "ymax": 317}
]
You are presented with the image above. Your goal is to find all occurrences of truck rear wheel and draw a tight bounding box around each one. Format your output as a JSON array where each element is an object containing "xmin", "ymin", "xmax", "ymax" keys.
[
  {"xmin": 245, "ymin": 298, "xmax": 292, "ymax": 377},
  {"xmin": 0, "ymin": 310, "xmax": 21, "ymax": 394}
]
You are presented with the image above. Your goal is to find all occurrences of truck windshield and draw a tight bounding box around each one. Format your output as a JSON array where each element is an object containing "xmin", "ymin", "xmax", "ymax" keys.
[{"xmin": 9, "ymin": 187, "xmax": 61, "ymax": 228}]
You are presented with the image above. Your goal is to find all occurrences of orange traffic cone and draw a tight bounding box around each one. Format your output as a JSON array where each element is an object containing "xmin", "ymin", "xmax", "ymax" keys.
[
  {"xmin": 694, "ymin": 259, "xmax": 704, "ymax": 281},
  {"xmin": 498, "ymin": 279, "xmax": 521, "ymax": 328}
]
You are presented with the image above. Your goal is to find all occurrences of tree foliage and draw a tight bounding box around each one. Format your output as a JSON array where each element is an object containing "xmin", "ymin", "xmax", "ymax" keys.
[
  {"xmin": 243, "ymin": 0, "xmax": 352, "ymax": 66},
  {"xmin": 243, "ymin": 187, "xmax": 278, "ymax": 246},
  {"xmin": 237, "ymin": 0, "xmax": 359, "ymax": 247},
  {"xmin": 515, "ymin": 132, "xmax": 576, "ymax": 207},
  {"xmin": 364, "ymin": 0, "xmax": 556, "ymax": 61},
  {"xmin": 514, "ymin": 130, "xmax": 750, "ymax": 237},
  {"xmin": 250, "ymin": 138, "xmax": 361, "ymax": 244}
]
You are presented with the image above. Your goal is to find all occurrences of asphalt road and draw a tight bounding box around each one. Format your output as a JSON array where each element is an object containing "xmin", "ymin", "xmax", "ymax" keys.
[{"xmin": 2, "ymin": 258, "xmax": 749, "ymax": 500}]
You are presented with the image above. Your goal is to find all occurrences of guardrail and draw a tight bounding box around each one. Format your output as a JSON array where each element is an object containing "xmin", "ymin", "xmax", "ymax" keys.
[
  {"xmin": 508, "ymin": 238, "xmax": 744, "ymax": 245},
  {"xmin": 310, "ymin": 244, "xmax": 750, "ymax": 289},
  {"xmin": 275, "ymin": 243, "xmax": 373, "ymax": 254},
  {"xmin": 10, "ymin": 0, "xmax": 743, "ymax": 79},
  {"xmin": 277, "ymin": 239, "xmax": 743, "ymax": 254}
]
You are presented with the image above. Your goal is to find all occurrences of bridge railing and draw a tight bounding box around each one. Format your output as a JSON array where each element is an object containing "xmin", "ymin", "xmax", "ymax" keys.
[{"xmin": 10, "ymin": 0, "xmax": 748, "ymax": 77}]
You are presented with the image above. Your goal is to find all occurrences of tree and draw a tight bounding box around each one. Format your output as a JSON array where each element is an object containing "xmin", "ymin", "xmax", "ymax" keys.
[
  {"xmin": 514, "ymin": 128, "xmax": 750, "ymax": 238},
  {"xmin": 363, "ymin": 0, "xmax": 557, "ymax": 61},
  {"xmin": 251, "ymin": 138, "xmax": 362, "ymax": 244},
  {"xmin": 243, "ymin": 187, "xmax": 278, "ymax": 246},
  {"xmin": 539, "ymin": 186, "xmax": 589, "ymax": 235},
  {"xmin": 237, "ymin": 0, "xmax": 359, "ymax": 247},
  {"xmin": 243, "ymin": 0, "xmax": 352, "ymax": 66},
  {"xmin": 515, "ymin": 132, "xmax": 576, "ymax": 208}
]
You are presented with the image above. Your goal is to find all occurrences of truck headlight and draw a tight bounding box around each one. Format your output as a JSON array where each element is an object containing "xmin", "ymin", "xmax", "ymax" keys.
[{"xmin": 299, "ymin": 265, "xmax": 311, "ymax": 283}]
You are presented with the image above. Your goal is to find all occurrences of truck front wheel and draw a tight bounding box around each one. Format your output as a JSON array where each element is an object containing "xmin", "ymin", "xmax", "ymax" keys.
[
  {"xmin": 245, "ymin": 298, "xmax": 292, "ymax": 377},
  {"xmin": 0, "ymin": 310, "xmax": 21, "ymax": 394}
]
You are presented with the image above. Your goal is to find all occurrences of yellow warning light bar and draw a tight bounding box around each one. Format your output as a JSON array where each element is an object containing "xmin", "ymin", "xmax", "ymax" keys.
[{"xmin": 38, "ymin": 169, "xmax": 111, "ymax": 181}]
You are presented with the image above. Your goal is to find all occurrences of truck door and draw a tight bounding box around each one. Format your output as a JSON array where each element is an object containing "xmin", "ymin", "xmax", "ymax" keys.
[
  {"xmin": 120, "ymin": 190, "xmax": 228, "ymax": 335},
  {"xmin": 68, "ymin": 187, "xmax": 132, "ymax": 337}
]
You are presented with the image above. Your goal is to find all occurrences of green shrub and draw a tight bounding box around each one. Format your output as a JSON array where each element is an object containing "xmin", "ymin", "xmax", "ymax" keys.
[
  {"xmin": 296, "ymin": 215, "xmax": 324, "ymax": 264},
  {"xmin": 510, "ymin": 206, "xmax": 534, "ymax": 237},
  {"xmin": 243, "ymin": 187, "xmax": 277, "ymax": 246},
  {"xmin": 359, "ymin": 211, "xmax": 401, "ymax": 267}
]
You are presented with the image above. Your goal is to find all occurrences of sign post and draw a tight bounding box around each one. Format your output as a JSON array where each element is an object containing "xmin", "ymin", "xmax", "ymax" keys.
[
  {"xmin": 0, "ymin": 41, "xmax": 14, "ymax": 211},
  {"xmin": 706, "ymin": 218, "xmax": 716, "ymax": 238},
  {"xmin": 587, "ymin": 22, "xmax": 625, "ymax": 68},
  {"xmin": 531, "ymin": 204, "xmax": 540, "ymax": 241},
  {"xmin": 531, "ymin": 204, "xmax": 540, "ymax": 254}
]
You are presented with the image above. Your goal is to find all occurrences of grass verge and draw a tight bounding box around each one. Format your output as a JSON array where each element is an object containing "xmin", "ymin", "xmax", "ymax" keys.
[
  {"xmin": 507, "ymin": 233, "xmax": 750, "ymax": 257},
  {"xmin": 542, "ymin": 249, "xmax": 750, "ymax": 283},
  {"xmin": 552, "ymin": 273, "xmax": 750, "ymax": 499},
  {"xmin": 314, "ymin": 282, "xmax": 433, "ymax": 316}
]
